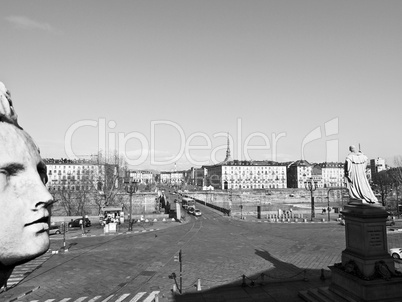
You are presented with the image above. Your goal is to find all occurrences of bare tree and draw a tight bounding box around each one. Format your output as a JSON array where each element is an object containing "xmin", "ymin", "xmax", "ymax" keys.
[
  {"xmin": 392, "ymin": 156, "xmax": 402, "ymax": 185},
  {"xmin": 96, "ymin": 150, "xmax": 127, "ymax": 207},
  {"xmin": 54, "ymin": 189, "xmax": 79, "ymax": 216},
  {"xmin": 389, "ymin": 156, "xmax": 402, "ymax": 213},
  {"xmin": 372, "ymin": 170, "xmax": 393, "ymax": 206}
]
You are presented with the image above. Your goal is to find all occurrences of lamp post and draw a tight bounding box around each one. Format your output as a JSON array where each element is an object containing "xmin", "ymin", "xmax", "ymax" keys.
[
  {"xmin": 305, "ymin": 178, "xmax": 318, "ymax": 221},
  {"xmin": 125, "ymin": 178, "xmax": 138, "ymax": 231},
  {"xmin": 228, "ymin": 189, "xmax": 232, "ymax": 217},
  {"xmin": 327, "ymin": 195, "xmax": 331, "ymax": 223},
  {"xmin": 396, "ymin": 184, "xmax": 400, "ymax": 218}
]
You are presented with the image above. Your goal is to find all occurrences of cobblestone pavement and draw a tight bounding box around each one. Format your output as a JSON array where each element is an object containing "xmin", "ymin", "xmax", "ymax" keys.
[{"xmin": 2, "ymin": 205, "xmax": 402, "ymax": 302}]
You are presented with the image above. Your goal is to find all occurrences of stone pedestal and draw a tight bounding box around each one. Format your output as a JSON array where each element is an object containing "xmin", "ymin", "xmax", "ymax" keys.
[
  {"xmin": 300, "ymin": 204, "xmax": 402, "ymax": 302},
  {"xmin": 340, "ymin": 204, "xmax": 395, "ymax": 277},
  {"xmin": 329, "ymin": 204, "xmax": 402, "ymax": 302}
]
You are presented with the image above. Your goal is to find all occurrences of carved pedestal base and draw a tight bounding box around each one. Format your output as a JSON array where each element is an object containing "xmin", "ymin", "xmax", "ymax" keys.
[{"xmin": 328, "ymin": 264, "xmax": 402, "ymax": 302}]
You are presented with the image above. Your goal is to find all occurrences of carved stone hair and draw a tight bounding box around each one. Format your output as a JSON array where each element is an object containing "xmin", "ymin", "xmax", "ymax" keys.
[{"xmin": 0, "ymin": 82, "xmax": 22, "ymax": 129}]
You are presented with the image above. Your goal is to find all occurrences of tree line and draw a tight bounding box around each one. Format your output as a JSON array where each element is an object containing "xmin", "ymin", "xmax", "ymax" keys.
[{"xmin": 371, "ymin": 156, "xmax": 402, "ymax": 208}]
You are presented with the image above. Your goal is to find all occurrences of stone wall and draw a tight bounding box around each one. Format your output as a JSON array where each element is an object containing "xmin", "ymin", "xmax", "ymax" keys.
[
  {"xmin": 185, "ymin": 188, "xmax": 346, "ymax": 216},
  {"xmin": 120, "ymin": 192, "xmax": 159, "ymax": 216}
]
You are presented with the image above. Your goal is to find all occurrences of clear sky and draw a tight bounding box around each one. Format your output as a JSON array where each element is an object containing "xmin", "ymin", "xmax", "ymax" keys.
[{"xmin": 1, "ymin": 1, "xmax": 401, "ymax": 171}]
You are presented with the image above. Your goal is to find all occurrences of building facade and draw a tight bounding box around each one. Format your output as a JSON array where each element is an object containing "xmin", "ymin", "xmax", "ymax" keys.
[
  {"xmin": 193, "ymin": 167, "xmax": 207, "ymax": 187},
  {"xmin": 319, "ymin": 162, "xmax": 345, "ymax": 188},
  {"xmin": 286, "ymin": 160, "xmax": 312, "ymax": 188},
  {"xmin": 45, "ymin": 159, "xmax": 105, "ymax": 192},
  {"xmin": 205, "ymin": 160, "xmax": 287, "ymax": 190},
  {"xmin": 128, "ymin": 170, "xmax": 155, "ymax": 184},
  {"xmin": 160, "ymin": 171, "xmax": 171, "ymax": 184},
  {"xmin": 159, "ymin": 170, "xmax": 189, "ymax": 185},
  {"xmin": 370, "ymin": 157, "xmax": 387, "ymax": 175}
]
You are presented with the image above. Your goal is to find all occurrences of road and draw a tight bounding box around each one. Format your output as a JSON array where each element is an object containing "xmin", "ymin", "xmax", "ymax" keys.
[{"xmin": 3, "ymin": 191, "xmax": 402, "ymax": 302}]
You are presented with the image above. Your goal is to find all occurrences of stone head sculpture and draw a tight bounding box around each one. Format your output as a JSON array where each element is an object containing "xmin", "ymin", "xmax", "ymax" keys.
[{"xmin": 0, "ymin": 82, "xmax": 53, "ymax": 286}]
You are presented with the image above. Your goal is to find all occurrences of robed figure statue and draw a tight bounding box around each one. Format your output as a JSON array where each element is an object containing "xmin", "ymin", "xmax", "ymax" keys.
[{"xmin": 344, "ymin": 145, "xmax": 379, "ymax": 204}]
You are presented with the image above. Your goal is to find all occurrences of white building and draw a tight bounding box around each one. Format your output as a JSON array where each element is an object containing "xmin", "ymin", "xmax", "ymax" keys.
[
  {"xmin": 320, "ymin": 162, "xmax": 345, "ymax": 188},
  {"xmin": 129, "ymin": 170, "xmax": 154, "ymax": 184},
  {"xmin": 160, "ymin": 170, "xmax": 186, "ymax": 185},
  {"xmin": 45, "ymin": 160, "xmax": 105, "ymax": 192},
  {"xmin": 205, "ymin": 160, "xmax": 287, "ymax": 190}
]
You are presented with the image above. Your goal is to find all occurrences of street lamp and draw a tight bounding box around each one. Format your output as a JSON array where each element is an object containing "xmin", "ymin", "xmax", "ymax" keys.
[
  {"xmin": 125, "ymin": 178, "xmax": 138, "ymax": 231},
  {"xmin": 305, "ymin": 178, "xmax": 318, "ymax": 221},
  {"xmin": 228, "ymin": 189, "xmax": 232, "ymax": 217},
  {"xmin": 327, "ymin": 195, "xmax": 331, "ymax": 223},
  {"xmin": 396, "ymin": 184, "xmax": 400, "ymax": 218}
]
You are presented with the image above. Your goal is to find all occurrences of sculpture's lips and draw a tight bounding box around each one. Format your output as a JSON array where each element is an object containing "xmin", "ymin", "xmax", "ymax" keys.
[{"xmin": 25, "ymin": 216, "xmax": 49, "ymax": 227}]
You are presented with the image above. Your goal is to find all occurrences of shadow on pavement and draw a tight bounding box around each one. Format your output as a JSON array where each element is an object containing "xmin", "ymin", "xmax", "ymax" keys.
[{"xmin": 174, "ymin": 249, "xmax": 331, "ymax": 302}]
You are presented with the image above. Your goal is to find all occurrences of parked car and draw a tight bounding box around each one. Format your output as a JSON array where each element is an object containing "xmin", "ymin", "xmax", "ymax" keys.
[
  {"xmin": 386, "ymin": 217, "xmax": 396, "ymax": 226},
  {"xmin": 390, "ymin": 248, "xmax": 402, "ymax": 259},
  {"xmin": 68, "ymin": 218, "xmax": 91, "ymax": 228},
  {"xmin": 49, "ymin": 223, "xmax": 61, "ymax": 235},
  {"xmin": 194, "ymin": 209, "xmax": 202, "ymax": 217}
]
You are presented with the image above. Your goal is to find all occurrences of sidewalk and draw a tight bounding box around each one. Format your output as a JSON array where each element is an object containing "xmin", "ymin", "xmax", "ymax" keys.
[
  {"xmin": 173, "ymin": 273, "xmax": 332, "ymax": 302},
  {"xmin": 49, "ymin": 218, "xmax": 184, "ymax": 243},
  {"xmin": 232, "ymin": 212, "xmax": 343, "ymax": 223}
]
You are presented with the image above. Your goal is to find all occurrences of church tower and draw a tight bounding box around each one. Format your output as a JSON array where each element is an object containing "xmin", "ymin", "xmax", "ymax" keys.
[{"xmin": 223, "ymin": 133, "xmax": 232, "ymax": 163}]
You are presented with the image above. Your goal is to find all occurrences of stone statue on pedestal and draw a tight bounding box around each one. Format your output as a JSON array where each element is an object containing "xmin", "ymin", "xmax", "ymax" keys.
[
  {"xmin": 344, "ymin": 145, "xmax": 379, "ymax": 204},
  {"xmin": 300, "ymin": 146, "xmax": 402, "ymax": 301}
]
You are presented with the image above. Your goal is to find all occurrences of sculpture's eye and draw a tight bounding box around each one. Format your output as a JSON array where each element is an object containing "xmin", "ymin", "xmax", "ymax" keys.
[
  {"xmin": 0, "ymin": 163, "xmax": 24, "ymax": 178},
  {"xmin": 37, "ymin": 163, "xmax": 48, "ymax": 185}
]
